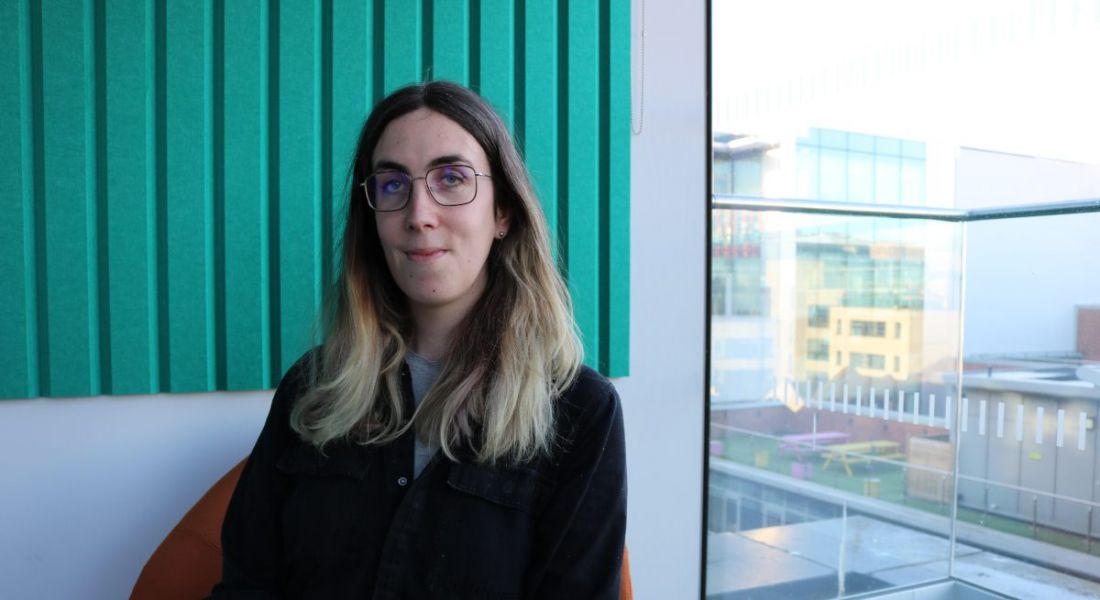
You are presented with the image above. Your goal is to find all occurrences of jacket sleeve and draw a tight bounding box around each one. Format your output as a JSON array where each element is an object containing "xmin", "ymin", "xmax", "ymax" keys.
[
  {"xmin": 208, "ymin": 357, "xmax": 310, "ymax": 599},
  {"xmin": 530, "ymin": 375, "xmax": 628, "ymax": 599}
]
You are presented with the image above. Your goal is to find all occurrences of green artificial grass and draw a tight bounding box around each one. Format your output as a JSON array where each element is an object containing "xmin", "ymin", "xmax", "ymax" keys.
[{"xmin": 712, "ymin": 432, "xmax": 1100, "ymax": 557}]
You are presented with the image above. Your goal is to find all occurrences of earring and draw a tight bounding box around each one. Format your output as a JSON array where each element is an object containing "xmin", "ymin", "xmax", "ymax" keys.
[{"xmin": 497, "ymin": 231, "xmax": 506, "ymax": 238}]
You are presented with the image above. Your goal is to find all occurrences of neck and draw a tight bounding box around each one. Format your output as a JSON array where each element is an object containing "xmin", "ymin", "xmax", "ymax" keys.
[
  {"xmin": 409, "ymin": 305, "xmax": 466, "ymax": 361},
  {"xmin": 408, "ymin": 267, "xmax": 490, "ymax": 361}
]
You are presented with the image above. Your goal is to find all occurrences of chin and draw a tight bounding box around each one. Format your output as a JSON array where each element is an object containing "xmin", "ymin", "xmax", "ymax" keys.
[
  {"xmin": 410, "ymin": 293, "xmax": 451, "ymax": 307},
  {"xmin": 402, "ymin": 286, "xmax": 458, "ymax": 307}
]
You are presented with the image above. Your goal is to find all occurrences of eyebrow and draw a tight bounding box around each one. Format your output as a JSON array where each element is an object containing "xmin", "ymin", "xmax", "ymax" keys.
[{"xmin": 372, "ymin": 154, "xmax": 474, "ymax": 172}]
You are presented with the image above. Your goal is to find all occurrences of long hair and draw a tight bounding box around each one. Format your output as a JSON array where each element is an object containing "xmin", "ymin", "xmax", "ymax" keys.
[{"xmin": 290, "ymin": 81, "xmax": 582, "ymax": 465}]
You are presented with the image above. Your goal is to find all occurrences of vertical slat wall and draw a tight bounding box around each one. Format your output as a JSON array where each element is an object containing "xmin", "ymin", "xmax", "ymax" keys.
[
  {"xmin": 0, "ymin": 0, "xmax": 629, "ymax": 400},
  {"xmin": 2, "ymin": 0, "xmax": 36, "ymax": 398}
]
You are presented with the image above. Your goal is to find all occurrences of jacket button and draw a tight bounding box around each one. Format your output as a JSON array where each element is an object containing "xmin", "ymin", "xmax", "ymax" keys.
[{"xmin": 397, "ymin": 476, "xmax": 408, "ymax": 486}]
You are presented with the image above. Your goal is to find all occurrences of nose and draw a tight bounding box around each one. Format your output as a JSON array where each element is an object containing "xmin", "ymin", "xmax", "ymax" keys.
[{"xmin": 404, "ymin": 178, "xmax": 438, "ymax": 231}]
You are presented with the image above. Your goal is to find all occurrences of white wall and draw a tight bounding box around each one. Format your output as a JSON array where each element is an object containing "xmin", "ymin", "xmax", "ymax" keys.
[
  {"xmin": 0, "ymin": 1, "xmax": 707, "ymax": 597},
  {"xmin": 618, "ymin": 0, "xmax": 706, "ymax": 597},
  {"xmin": 0, "ymin": 391, "xmax": 272, "ymax": 600},
  {"xmin": 956, "ymin": 148, "xmax": 1100, "ymax": 356}
]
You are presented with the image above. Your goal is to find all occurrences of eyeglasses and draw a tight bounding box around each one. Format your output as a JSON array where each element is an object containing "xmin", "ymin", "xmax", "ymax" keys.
[{"xmin": 361, "ymin": 164, "xmax": 492, "ymax": 212}]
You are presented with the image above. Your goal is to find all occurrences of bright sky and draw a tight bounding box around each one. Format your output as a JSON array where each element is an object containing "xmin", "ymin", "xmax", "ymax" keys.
[{"xmin": 712, "ymin": 0, "xmax": 1100, "ymax": 164}]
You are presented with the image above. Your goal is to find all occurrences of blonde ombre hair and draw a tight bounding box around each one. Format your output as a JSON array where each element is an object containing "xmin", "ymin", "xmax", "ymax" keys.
[{"xmin": 290, "ymin": 81, "xmax": 582, "ymax": 465}]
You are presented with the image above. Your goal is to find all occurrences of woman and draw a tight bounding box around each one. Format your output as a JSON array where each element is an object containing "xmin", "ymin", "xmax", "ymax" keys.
[{"xmin": 211, "ymin": 81, "xmax": 627, "ymax": 599}]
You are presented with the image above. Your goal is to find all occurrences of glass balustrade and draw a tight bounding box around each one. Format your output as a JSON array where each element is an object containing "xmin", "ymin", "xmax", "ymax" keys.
[{"xmin": 706, "ymin": 199, "xmax": 1100, "ymax": 599}]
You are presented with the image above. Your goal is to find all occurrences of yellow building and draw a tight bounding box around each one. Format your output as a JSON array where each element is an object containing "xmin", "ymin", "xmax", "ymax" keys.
[{"xmin": 803, "ymin": 305, "xmax": 922, "ymax": 382}]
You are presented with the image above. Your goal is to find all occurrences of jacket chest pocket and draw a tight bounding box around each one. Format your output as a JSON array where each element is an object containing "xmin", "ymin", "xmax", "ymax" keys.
[
  {"xmin": 444, "ymin": 461, "xmax": 552, "ymax": 513},
  {"xmin": 422, "ymin": 462, "xmax": 554, "ymax": 598},
  {"xmin": 275, "ymin": 444, "xmax": 374, "ymax": 565}
]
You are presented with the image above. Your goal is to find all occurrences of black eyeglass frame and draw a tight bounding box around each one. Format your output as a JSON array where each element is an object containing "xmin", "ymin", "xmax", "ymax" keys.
[{"xmin": 359, "ymin": 164, "xmax": 493, "ymax": 212}]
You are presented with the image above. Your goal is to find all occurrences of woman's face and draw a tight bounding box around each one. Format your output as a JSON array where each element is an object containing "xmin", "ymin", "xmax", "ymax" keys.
[{"xmin": 372, "ymin": 108, "xmax": 509, "ymax": 322}]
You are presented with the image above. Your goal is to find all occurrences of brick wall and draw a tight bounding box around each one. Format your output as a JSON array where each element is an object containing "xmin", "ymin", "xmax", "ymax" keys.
[{"xmin": 1079, "ymin": 306, "xmax": 1100, "ymax": 361}]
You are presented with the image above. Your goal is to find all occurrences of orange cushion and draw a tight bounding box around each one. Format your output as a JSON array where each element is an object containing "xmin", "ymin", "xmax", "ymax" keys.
[{"xmin": 619, "ymin": 546, "xmax": 633, "ymax": 600}]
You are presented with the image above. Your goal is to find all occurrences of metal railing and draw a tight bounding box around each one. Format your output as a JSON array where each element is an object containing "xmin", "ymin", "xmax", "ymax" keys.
[{"xmin": 712, "ymin": 194, "xmax": 1100, "ymax": 221}]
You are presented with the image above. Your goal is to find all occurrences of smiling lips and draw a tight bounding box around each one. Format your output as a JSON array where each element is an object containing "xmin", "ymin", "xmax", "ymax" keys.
[{"xmin": 406, "ymin": 248, "xmax": 446, "ymax": 263}]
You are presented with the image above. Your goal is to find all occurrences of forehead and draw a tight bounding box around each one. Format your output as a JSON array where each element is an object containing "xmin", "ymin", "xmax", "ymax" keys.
[{"xmin": 372, "ymin": 108, "xmax": 488, "ymax": 169}]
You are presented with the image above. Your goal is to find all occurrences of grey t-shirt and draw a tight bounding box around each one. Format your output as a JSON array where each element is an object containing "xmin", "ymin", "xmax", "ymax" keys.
[{"xmin": 406, "ymin": 351, "xmax": 442, "ymax": 478}]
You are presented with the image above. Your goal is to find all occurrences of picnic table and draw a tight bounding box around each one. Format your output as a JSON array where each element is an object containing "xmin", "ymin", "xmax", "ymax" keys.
[
  {"xmin": 821, "ymin": 440, "xmax": 904, "ymax": 477},
  {"xmin": 777, "ymin": 431, "xmax": 850, "ymax": 461}
]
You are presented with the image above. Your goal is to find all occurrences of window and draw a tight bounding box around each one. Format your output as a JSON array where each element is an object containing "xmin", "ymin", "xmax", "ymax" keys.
[
  {"xmin": 851, "ymin": 320, "xmax": 886, "ymax": 337},
  {"xmin": 795, "ymin": 128, "xmax": 927, "ymax": 204},
  {"xmin": 711, "ymin": 211, "xmax": 768, "ymax": 316},
  {"xmin": 709, "ymin": 2, "xmax": 1100, "ymax": 597},
  {"xmin": 711, "ymin": 275, "xmax": 730, "ymax": 316},
  {"xmin": 713, "ymin": 155, "xmax": 733, "ymax": 195},
  {"xmin": 807, "ymin": 339, "xmax": 829, "ymax": 361},
  {"xmin": 850, "ymin": 352, "xmax": 886, "ymax": 369},
  {"xmin": 808, "ymin": 305, "xmax": 830, "ymax": 328}
]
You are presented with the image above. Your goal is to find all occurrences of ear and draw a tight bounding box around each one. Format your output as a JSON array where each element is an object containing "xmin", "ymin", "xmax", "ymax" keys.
[{"xmin": 494, "ymin": 204, "xmax": 512, "ymax": 237}]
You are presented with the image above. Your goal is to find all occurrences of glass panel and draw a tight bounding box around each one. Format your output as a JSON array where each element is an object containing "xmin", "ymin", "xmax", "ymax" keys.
[
  {"xmin": 847, "ymin": 151, "xmax": 874, "ymax": 204},
  {"xmin": 873, "ymin": 157, "xmax": 901, "ymax": 204},
  {"xmin": 819, "ymin": 148, "xmax": 847, "ymax": 202},
  {"xmin": 796, "ymin": 144, "xmax": 819, "ymax": 199},
  {"xmin": 712, "ymin": 0, "xmax": 1100, "ymax": 596},
  {"xmin": 958, "ymin": 210, "xmax": 1100, "ymax": 578},
  {"xmin": 708, "ymin": 209, "xmax": 964, "ymax": 599}
]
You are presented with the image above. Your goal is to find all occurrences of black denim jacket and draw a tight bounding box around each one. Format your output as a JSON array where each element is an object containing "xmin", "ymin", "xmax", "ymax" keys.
[{"xmin": 210, "ymin": 355, "xmax": 627, "ymax": 599}]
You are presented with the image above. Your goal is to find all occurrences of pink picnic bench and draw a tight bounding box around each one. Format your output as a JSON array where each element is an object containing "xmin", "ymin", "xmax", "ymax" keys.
[{"xmin": 778, "ymin": 431, "xmax": 850, "ymax": 460}]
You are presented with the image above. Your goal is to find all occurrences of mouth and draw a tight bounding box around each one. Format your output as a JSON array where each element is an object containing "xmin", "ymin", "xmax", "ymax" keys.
[{"xmin": 405, "ymin": 248, "xmax": 447, "ymax": 263}]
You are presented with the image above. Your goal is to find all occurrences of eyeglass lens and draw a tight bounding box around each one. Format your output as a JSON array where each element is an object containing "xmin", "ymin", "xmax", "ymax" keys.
[{"xmin": 366, "ymin": 165, "xmax": 478, "ymax": 211}]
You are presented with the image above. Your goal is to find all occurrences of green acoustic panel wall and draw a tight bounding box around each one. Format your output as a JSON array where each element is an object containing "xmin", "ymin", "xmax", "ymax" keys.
[{"xmin": 0, "ymin": 0, "xmax": 630, "ymax": 400}]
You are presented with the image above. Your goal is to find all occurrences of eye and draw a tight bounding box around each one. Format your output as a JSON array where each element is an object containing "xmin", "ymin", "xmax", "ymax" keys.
[
  {"xmin": 376, "ymin": 173, "xmax": 407, "ymax": 195},
  {"xmin": 434, "ymin": 166, "xmax": 470, "ymax": 188}
]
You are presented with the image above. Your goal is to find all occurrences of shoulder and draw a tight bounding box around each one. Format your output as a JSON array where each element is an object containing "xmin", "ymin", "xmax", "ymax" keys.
[
  {"xmin": 561, "ymin": 365, "xmax": 618, "ymax": 404},
  {"xmin": 554, "ymin": 365, "xmax": 622, "ymax": 438},
  {"xmin": 271, "ymin": 347, "xmax": 323, "ymax": 411}
]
